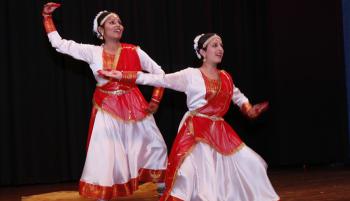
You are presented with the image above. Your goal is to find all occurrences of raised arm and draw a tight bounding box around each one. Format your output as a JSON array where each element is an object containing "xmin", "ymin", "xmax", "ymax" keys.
[
  {"xmin": 137, "ymin": 48, "xmax": 165, "ymax": 113},
  {"xmin": 136, "ymin": 69, "xmax": 189, "ymax": 93},
  {"xmin": 43, "ymin": 2, "xmax": 95, "ymax": 64},
  {"xmin": 98, "ymin": 68, "xmax": 190, "ymax": 93},
  {"xmin": 232, "ymin": 86, "xmax": 269, "ymax": 119}
]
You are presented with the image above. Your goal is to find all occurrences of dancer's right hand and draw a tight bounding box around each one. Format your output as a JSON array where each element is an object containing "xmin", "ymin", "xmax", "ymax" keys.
[
  {"xmin": 42, "ymin": 2, "xmax": 61, "ymax": 16},
  {"xmin": 98, "ymin": 70, "xmax": 123, "ymax": 80},
  {"xmin": 241, "ymin": 101, "xmax": 269, "ymax": 119},
  {"xmin": 146, "ymin": 101, "xmax": 159, "ymax": 114}
]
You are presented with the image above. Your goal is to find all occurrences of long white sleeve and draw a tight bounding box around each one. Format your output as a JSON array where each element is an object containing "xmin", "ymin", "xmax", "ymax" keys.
[
  {"xmin": 137, "ymin": 48, "xmax": 164, "ymax": 75},
  {"xmin": 47, "ymin": 31, "xmax": 95, "ymax": 64},
  {"xmin": 232, "ymin": 86, "xmax": 249, "ymax": 108},
  {"xmin": 136, "ymin": 68, "xmax": 190, "ymax": 92}
]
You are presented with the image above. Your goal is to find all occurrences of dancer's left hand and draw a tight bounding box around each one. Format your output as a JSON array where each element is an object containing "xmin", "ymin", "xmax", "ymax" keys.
[
  {"xmin": 146, "ymin": 101, "xmax": 159, "ymax": 114},
  {"xmin": 248, "ymin": 101, "xmax": 269, "ymax": 119},
  {"xmin": 42, "ymin": 2, "xmax": 61, "ymax": 16},
  {"xmin": 98, "ymin": 70, "xmax": 122, "ymax": 80},
  {"xmin": 241, "ymin": 101, "xmax": 269, "ymax": 119}
]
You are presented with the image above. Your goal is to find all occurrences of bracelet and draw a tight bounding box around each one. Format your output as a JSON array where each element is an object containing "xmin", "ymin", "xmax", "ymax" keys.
[
  {"xmin": 151, "ymin": 98, "xmax": 160, "ymax": 104},
  {"xmin": 42, "ymin": 13, "xmax": 52, "ymax": 17}
]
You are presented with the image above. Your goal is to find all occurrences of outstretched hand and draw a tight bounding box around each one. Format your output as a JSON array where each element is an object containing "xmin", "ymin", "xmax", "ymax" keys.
[
  {"xmin": 42, "ymin": 2, "xmax": 61, "ymax": 16},
  {"xmin": 98, "ymin": 70, "xmax": 122, "ymax": 80},
  {"xmin": 245, "ymin": 101, "xmax": 269, "ymax": 119},
  {"xmin": 146, "ymin": 101, "xmax": 159, "ymax": 114}
]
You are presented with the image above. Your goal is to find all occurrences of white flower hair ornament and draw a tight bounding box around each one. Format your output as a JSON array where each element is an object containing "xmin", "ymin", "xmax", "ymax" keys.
[
  {"xmin": 93, "ymin": 10, "xmax": 108, "ymax": 40},
  {"xmin": 193, "ymin": 34, "xmax": 204, "ymax": 59}
]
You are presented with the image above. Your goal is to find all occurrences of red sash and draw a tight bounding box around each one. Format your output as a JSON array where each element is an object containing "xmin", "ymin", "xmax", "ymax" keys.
[
  {"xmin": 160, "ymin": 70, "xmax": 244, "ymax": 201},
  {"xmin": 82, "ymin": 44, "xmax": 166, "ymax": 199},
  {"xmin": 86, "ymin": 43, "xmax": 149, "ymax": 148}
]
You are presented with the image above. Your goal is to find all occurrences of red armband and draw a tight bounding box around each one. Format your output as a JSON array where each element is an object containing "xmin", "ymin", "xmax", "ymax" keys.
[
  {"xmin": 240, "ymin": 102, "xmax": 253, "ymax": 118},
  {"xmin": 43, "ymin": 15, "xmax": 56, "ymax": 33},
  {"xmin": 120, "ymin": 71, "xmax": 138, "ymax": 84},
  {"xmin": 150, "ymin": 87, "xmax": 164, "ymax": 104}
]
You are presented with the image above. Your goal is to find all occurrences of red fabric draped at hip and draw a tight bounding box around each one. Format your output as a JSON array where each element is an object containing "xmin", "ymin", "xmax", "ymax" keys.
[
  {"xmin": 93, "ymin": 81, "xmax": 149, "ymax": 122},
  {"xmin": 160, "ymin": 71, "xmax": 244, "ymax": 201}
]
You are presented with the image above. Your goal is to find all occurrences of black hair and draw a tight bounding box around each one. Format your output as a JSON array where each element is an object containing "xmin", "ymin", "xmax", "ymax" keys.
[
  {"xmin": 196, "ymin": 33, "xmax": 216, "ymax": 51},
  {"xmin": 97, "ymin": 11, "xmax": 112, "ymax": 26}
]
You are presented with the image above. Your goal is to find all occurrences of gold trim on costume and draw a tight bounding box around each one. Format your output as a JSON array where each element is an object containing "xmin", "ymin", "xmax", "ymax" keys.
[
  {"xmin": 97, "ymin": 88, "xmax": 130, "ymax": 95},
  {"xmin": 151, "ymin": 98, "xmax": 160, "ymax": 103},
  {"xmin": 102, "ymin": 46, "xmax": 122, "ymax": 70},
  {"xmin": 93, "ymin": 101, "xmax": 150, "ymax": 123},
  {"xmin": 189, "ymin": 111, "xmax": 224, "ymax": 121},
  {"xmin": 112, "ymin": 46, "xmax": 122, "ymax": 70},
  {"xmin": 151, "ymin": 87, "xmax": 164, "ymax": 103},
  {"xmin": 165, "ymin": 141, "xmax": 245, "ymax": 201},
  {"xmin": 122, "ymin": 46, "xmax": 137, "ymax": 50},
  {"xmin": 121, "ymin": 71, "xmax": 137, "ymax": 83},
  {"xmin": 199, "ymin": 69, "xmax": 222, "ymax": 102},
  {"xmin": 164, "ymin": 70, "xmax": 243, "ymax": 201},
  {"xmin": 195, "ymin": 138, "xmax": 245, "ymax": 155},
  {"xmin": 219, "ymin": 70, "xmax": 233, "ymax": 109},
  {"xmin": 167, "ymin": 195, "xmax": 185, "ymax": 201},
  {"xmin": 79, "ymin": 168, "xmax": 165, "ymax": 199},
  {"xmin": 166, "ymin": 144, "xmax": 196, "ymax": 201}
]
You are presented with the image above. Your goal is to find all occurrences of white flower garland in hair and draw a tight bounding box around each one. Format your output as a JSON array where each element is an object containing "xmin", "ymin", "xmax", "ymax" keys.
[
  {"xmin": 93, "ymin": 10, "xmax": 108, "ymax": 39},
  {"xmin": 193, "ymin": 34, "xmax": 204, "ymax": 59}
]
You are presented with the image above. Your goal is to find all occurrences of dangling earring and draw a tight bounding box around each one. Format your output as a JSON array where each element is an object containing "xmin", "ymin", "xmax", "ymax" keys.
[
  {"xmin": 203, "ymin": 57, "xmax": 207, "ymax": 62},
  {"xmin": 98, "ymin": 28, "xmax": 104, "ymax": 40}
]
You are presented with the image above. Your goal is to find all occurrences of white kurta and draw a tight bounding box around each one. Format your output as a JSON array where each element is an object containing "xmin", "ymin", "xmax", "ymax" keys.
[
  {"xmin": 47, "ymin": 31, "xmax": 167, "ymax": 190},
  {"xmin": 137, "ymin": 68, "xmax": 280, "ymax": 201}
]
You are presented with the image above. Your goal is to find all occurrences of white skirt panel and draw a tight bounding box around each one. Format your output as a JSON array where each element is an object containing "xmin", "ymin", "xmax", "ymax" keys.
[
  {"xmin": 171, "ymin": 143, "xmax": 279, "ymax": 201},
  {"xmin": 80, "ymin": 110, "xmax": 167, "ymax": 186}
]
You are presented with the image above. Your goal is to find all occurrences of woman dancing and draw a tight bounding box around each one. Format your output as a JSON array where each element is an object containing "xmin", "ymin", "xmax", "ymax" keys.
[
  {"xmin": 100, "ymin": 33, "xmax": 280, "ymax": 201},
  {"xmin": 42, "ymin": 2, "xmax": 167, "ymax": 201}
]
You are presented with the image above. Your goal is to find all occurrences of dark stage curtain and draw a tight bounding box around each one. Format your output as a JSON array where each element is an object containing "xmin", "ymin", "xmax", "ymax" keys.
[
  {"xmin": 0, "ymin": 0, "xmax": 347, "ymax": 186},
  {"xmin": 342, "ymin": 0, "xmax": 350, "ymax": 162}
]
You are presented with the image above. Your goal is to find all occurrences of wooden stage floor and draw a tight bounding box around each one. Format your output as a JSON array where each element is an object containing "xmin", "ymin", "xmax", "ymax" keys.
[{"xmin": 1, "ymin": 166, "xmax": 349, "ymax": 201}]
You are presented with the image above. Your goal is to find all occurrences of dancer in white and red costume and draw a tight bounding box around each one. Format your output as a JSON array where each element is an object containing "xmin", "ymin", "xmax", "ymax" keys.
[
  {"xmin": 42, "ymin": 3, "xmax": 167, "ymax": 201},
  {"xmin": 100, "ymin": 33, "xmax": 280, "ymax": 201}
]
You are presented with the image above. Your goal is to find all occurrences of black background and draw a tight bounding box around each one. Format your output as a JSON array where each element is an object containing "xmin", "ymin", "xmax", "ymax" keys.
[{"xmin": 0, "ymin": 0, "xmax": 348, "ymax": 186}]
